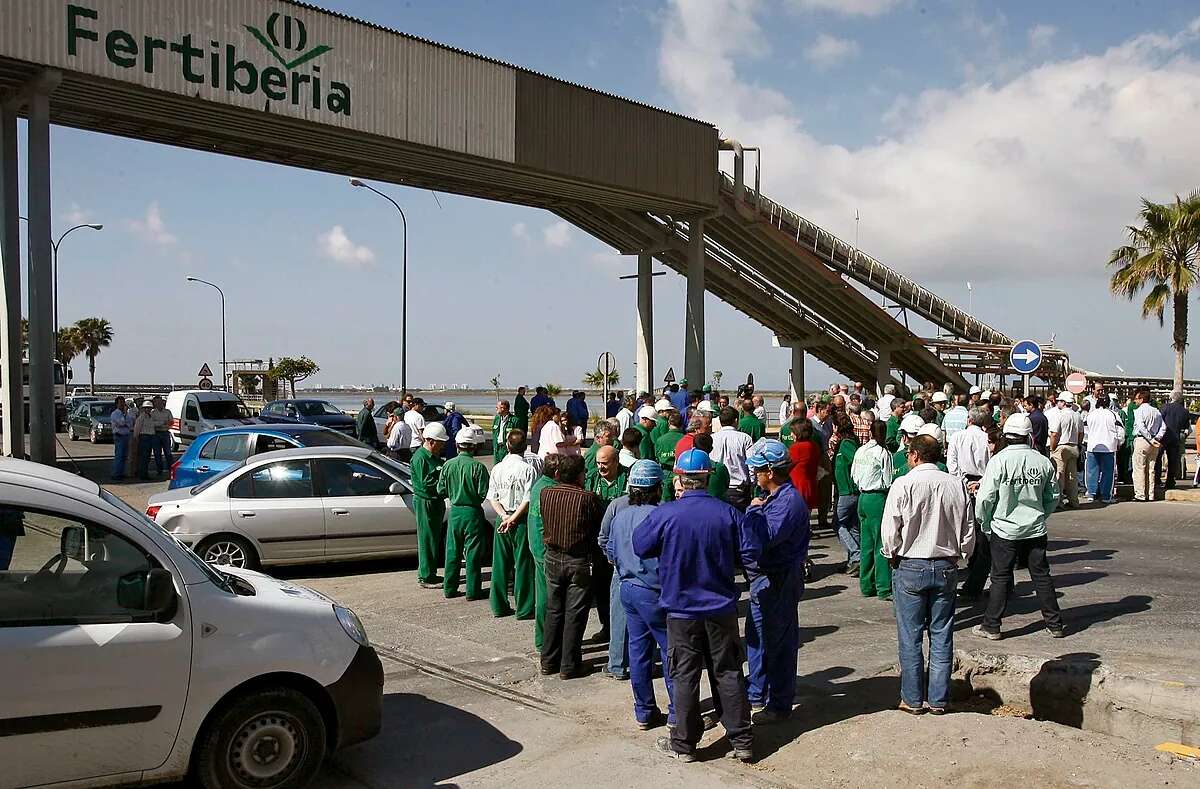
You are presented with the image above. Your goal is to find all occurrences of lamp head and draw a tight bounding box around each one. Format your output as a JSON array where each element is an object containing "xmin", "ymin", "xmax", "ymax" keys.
[
  {"xmin": 87, "ymin": 223, "xmax": 103, "ymax": 230},
  {"xmin": 185, "ymin": 276, "xmax": 197, "ymax": 282},
  {"xmin": 349, "ymin": 178, "xmax": 365, "ymax": 188}
]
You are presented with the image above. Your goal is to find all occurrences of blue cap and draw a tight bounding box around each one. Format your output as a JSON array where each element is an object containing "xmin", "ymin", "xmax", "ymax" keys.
[
  {"xmin": 747, "ymin": 438, "xmax": 790, "ymax": 470},
  {"xmin": 674, "ymin": 448, "xmax": 712, "ymax": 474},
  {"xmin": 628, "ymin": 459, "xmax": 663, "ymax": 488}
]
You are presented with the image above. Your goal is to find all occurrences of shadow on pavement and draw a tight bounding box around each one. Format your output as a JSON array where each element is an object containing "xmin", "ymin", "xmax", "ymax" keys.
[
  {"xmin": 802, "ymin": 584, "xmax": 847, "ymax": 602},
  {"xmin": 1050, "ymin": 549, "xmax": 1118, "ymax": 564},
  {"xmin": 331, "ymin": 692, "xmax": 522, "ymax": 788},
  {"xmin": 1029, "ymin": 652, "xmax": 1102, "ymax": 728},
  {"xmin": 1010, "ymin": 595, "xmax": 1153, "ymax": 638}
]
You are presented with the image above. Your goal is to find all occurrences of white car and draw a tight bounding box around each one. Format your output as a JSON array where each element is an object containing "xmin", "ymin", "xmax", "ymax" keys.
[
  {"xmin": 0, "ymin": 458, "xmax": 382, "ymax": 788},
  {"xmin": 165, "ymin": 389, "xmax": 257, "ymax": 448}
]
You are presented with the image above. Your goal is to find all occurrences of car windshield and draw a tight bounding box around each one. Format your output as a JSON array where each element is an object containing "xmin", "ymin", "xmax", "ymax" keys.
[
  {"xmin": 199, "ymin": 399, "xmax": 249, "ymax": 420},
  {"xmin": 99, "ymin": 489, "xmax": 232, "ymax": 593},
  {"xmin": 297, "ymin": 429, "xmax": 364, "ymax": 447},
  {"xmin": 87, "ymin": 403, "xmax": 110, "ymax": 417},
  {"xmin": 297, "ymin": 401, "xmax": 344, "ymax": 416}
]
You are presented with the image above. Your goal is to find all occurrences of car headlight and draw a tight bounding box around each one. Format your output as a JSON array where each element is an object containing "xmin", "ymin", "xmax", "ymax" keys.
[{"xmin": 334, "ymin": 605, "xmax": 369, "ymax": 647}]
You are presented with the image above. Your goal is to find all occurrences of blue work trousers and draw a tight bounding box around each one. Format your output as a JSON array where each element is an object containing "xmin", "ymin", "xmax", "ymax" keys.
[
  {"xmin": 892, "ymin": 558, "xmax": 957, "ymax": 709},
  {"xmin": 1085, "ymin": 450, "xmax": 1115, "ymax": 502},
  {"xmin": 745, "ymin": 566, "xmax": 803, "ymax": 714},
  {"xmin": 607, "ymin": 571, "xmax": 628, "ymax": 676},
  {"xmin": 112, "ymin": 434, "xmax": 130, "ymax": 479},
  {"xmin": 836, "ymin": 494, "xmax": 861, "ymax": 563},
  {"xmin": 153, "ymin": 432, "xmax": 174, "ymax": 474},
  {"xmin": 620, "ymin": 581, "xmax": 674, "ymax": 725}
]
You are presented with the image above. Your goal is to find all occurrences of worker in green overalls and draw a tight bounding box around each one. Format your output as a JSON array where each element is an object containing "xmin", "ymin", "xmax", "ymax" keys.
[
  {"xmin": 693, "ymin": 433, "xmax": 729, "ymax": 500},
  {"xmin": 885, "ymin": 400, "xmax": 907, "ymax": 453},
  {"xmin": 654, "ymin": 412, "xmax": 685, "ymax": 501},
  {"xmin": 634, "ymin": 405, "xmax": 658, "ymax": 461},
  {"xmin": 437, "ymin": 427, "xmax": 491, "ymax": 600},
  {"xmin": 649, "ymin": 398, "xmax": 674, "ymax": 444},
  {"xmin": 584, "ymin": 421, "xmax": 619, "ymax": 488},
  {"xmin": 778, "ymin": 401, "xmax": 806, "ymax": 445},
  {"xmin": 486, "ymin": 429, "xmax": 537, "ymax": 619},
  {"xmin": 850, "ymin": 419, "xmax": 895, "ymax": 600},
  {"xmin": 514, "ymin": 386, "xmax": 531, "ymax": 435},
  {"xmin": 526, "ymin": 453, "xmax": 560, "ymax": 652},
  {"xmin": 738, "ymin": 401, "xmax": 765, "ymax": 441},
  {"xmin": 410, "ymin": 423, "xmax": 448, "ymax": 589},
  {"xmin": 492, "ymin": 399, "xmax": 514, "ymax": 465}
]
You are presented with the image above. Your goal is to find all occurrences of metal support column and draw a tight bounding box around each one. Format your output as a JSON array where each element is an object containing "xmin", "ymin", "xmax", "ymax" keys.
[
  {"xmin": 27, "ymin": 90, "xmax": 54, "ymax": 464},
  {"xmin": 635, "ymin": 252, "xmax": 654, "ymax": 395},
  {"xmin": 684, "ymin": 218, "xmax": 705, "ymax": 389},
  {"xmin": 789, "ymin": 345, "xmax": 805, "ymax": 404},
  {"xmin": 0, "ymin": 107, "xmax": 21, "ymax": 457},
  {"xmin": 874, "ymin": 347, "xmax": 892, "ymax": 398}
]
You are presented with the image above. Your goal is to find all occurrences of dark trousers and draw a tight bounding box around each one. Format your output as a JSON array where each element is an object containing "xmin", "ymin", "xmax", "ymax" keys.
[
  {"xmin": 541, "ymin": 548, "xmax": 592, "ymax": 675},
  {"xmin": 136, "ymin": 434, "xmax": 154, "ymax": 478},
  {"xmin": 964, "ymin": 530, "xmax": 991, "ymax": 596},
  {"xmin": 590, "ymin": 546, "xmax": 612, "ymax": 632},
  {"xmin": 153, "ymin": 432, "xmax": 173, "ymax": 474},
  {"xmin": 726, "ymin": 483, "xmax": 752, "ymax": 512},
  {"xmin": 982, "ymin": 534, "xmax": 1062, "ymax": 633},
  {"xmin": 666, "ymin": 615, "xmax": 752, "ymax": 755},
  {"xmin": 1160, "ymin": 441, "xmax": 1183, "ymax": 488}
]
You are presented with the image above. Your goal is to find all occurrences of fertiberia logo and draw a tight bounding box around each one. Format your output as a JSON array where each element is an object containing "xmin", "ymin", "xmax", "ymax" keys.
[{"xmin": 66, "ymin": 4, "xmax": 352, "ymax": 116}]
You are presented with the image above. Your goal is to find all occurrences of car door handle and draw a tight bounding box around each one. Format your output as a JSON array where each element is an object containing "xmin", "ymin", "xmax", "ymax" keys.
[
  {"xmin": 331, "ymin": 508, "xmax": 350, "ymax": 516},
  {"xmin": 197, "ymin": 465, "xmax": 210, "ymax": 473},
  {"xmin": 237, "ymin": 510, "xmax": 256, "ymax": 518}
]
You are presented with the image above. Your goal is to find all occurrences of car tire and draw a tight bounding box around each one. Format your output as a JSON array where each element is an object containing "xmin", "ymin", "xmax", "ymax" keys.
[
  {"xmin": 68, "ymin": 425, "xmax": 77, "ymax": 441},
  {"xmin": 89, "ymin": 428, "xmax": 99, "ymax": 444},
  {"xmin": 192, "ymin": 687, "xmax": 327, "ymax": 789},
  {"xmin": 196, "ymin": 535, "xmax": 260, "ymax": 571}
]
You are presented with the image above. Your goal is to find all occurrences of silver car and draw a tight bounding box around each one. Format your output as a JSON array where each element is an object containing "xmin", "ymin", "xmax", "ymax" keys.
[{"xmin": 147, "ymin": 445, "xmax": 422, "ymax": 570}]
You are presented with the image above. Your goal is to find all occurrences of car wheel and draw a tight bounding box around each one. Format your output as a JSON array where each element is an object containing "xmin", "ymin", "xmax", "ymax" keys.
[
  {"xmin": 193, "ymin": 687, "xmax": 326, "ymax": 789},
  {"xmin": 196, "ymin": 535, "xmax": 260, "ymax": 571},
  {"xmin": 68, "ymin": 425, "xmax": 77, "ymax": 441},
  {"xmin": 89, "ymin": 428, "xmax": 99, "ymax": 444}
]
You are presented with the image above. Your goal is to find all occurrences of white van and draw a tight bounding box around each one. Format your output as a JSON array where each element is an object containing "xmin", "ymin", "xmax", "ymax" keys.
[
  {"xmin": 166, "ymin": 389, "xmax": 256, "ymax": 447},
  {"xmin": 0, "ymin": 458, "xmax": 382, "ymax": 788}
]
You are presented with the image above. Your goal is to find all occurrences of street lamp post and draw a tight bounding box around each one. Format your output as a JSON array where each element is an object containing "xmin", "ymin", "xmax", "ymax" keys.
[
  {"xmin": 185, "ymin": 276, "xmax": 227, "ymax": 390},
  {"xmin": 349, "ymin": 178, "xmax": 408, "ymax": 396},
  {"xmin": 17, "ymin": 218, "xmax": 103, "ymax": 356}
]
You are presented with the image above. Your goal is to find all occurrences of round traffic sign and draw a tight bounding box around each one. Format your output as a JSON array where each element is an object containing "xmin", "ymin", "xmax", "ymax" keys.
[
  {"xmin": 1009, "ymin": 340, "xmax": 1043, "ymax": 375},
  {"xmin": 198, "ymin": 377, "xmax": 214, "ymax": 391},
  {"xmin": 1065, "ymin": 372, "xmax": 1087, "ymax": 395}
]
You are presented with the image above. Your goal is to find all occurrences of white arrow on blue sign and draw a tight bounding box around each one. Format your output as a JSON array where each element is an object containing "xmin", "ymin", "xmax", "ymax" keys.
[{"xmin": 1009, "ymin": 340, "xmax": 1043, "ymax": 375}]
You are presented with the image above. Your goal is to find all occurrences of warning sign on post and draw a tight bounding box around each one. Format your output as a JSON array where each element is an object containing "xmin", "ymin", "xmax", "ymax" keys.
[{"xmin": 198, "ymin": 363, "xmax": 214, "ymax": 378}]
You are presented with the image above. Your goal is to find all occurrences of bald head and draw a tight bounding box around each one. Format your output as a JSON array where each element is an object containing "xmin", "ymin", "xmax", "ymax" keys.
[{"xmin": 596, "ymin": 445, "xmax": 619, "ymax": 480}]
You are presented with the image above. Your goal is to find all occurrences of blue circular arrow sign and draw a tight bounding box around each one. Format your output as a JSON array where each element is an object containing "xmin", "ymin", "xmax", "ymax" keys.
[{"xmin": 1009, "ymin": 340, "xmax": 1043, "ymax": 375}]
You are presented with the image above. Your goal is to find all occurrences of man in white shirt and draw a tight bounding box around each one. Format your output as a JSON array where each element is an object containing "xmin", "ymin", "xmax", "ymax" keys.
[
  {"xmin": 615, "ymin": 396, "xmax": 635, "ymax": 436},
  {"xmin": 404, "ymin": 398, "xmax": 428, "ymax": 450},
  {"xmin": 880, "ymin": 435, "xmax": 974, "ymax": 715},
  {"xmin": 487, "ymin": 428, "xmax": 539, "ymax": 619},
  {"xmin": 149, "ymin": 396, "xmax": 174, "ymax": 476},
  {"xmin": 109, "ymin": 396, "xmax": 135, "ymax": 481},
  {"xmin": 876, "ymin": 384, "xmax": 897, "ymax": 421},
  {"xmin": 777, "ymin": 394, "xmax": 792, "ymax": 428},
  {"xmin": 711, "ymin": 406, "xmax": 753, "ymax": 509},
  {"xmin": 1048, "ymin": 393, "xmax": 1084, "ymax": 508},
  {"xmin": 1131, "ymin": 386, "xmax": 1166, "ymax": 502},
  {"xmin": 946, "ymin": 408, "xmax": 992, "ymax": 602},
  {"xmin": 1083, "ymin": 395, "xmax": 1123, "ymax": 504},
  {"xmin": 387, "ymin": 414, "xmax": 413, "ymax": 461}
]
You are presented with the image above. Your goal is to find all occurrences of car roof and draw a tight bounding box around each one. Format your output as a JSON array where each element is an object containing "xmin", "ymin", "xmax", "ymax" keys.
[
  {"xmin": 196, "ymin": 423, "xmax": 335, "ymax": 438},
  {"xmin": 166, "ymin": 389, "xmax": 241, "ymax": 400},
  {"xmin": 247, "ymin": 445, "xmax": 376, "ymax": 463},
  {"xmin": 0, "ymin": 457, "xmax": 101, "ymax": 497}
]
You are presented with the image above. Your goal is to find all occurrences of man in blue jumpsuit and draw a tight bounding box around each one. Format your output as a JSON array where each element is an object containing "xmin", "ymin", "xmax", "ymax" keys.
[
  {"xmin": 634, "ymin": 449, "xmax": 754, "ymax": 763},
  {"xmin": 742, "ymin": 438, "xmax": 811, "ymax": 724}
]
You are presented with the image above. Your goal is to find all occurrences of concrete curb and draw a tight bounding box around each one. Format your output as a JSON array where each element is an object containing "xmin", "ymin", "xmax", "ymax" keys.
[
  {"xmin": 955, "ymin": 649, "xmax": 1200, "ymax": 747},
  {"xmin": 1165, "ymin": 489, "xmax": 1200, "ymax": 502}
]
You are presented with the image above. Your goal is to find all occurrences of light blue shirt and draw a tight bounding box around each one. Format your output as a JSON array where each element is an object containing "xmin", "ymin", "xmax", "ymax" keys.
[
  {"xmin": 109, "ymin": 407, "xmax": 134, "ymax": 437},
  {"xmin": 1133, "ymin": 403, "xmax": 1166, "ymax": 442},
  {"xmin": 941, "ymin": 406, "xmax": 969, "ymax": 438}
]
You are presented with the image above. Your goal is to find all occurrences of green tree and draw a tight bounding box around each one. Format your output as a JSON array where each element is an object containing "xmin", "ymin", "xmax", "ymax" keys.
[
  {"xmin": 55, "ymin": 326, "xmax": 83, "ymax": 366},
  {"xmin": 489, "ymin": 375, "xmax": 501, "ymax": 401},
  {"xmin": 269, "ymin": 356, "xmax": 320, "ymax": 398},
  {"xmin": 1109, "ymin": 192, "xmax": 1200, "ymax": 393},
  {"xmin": 73, "ymin": 317, "xmax": 113, "ymax": 395},
  {"xmin": 544, "ymin": 383, "xmax": 563, "ymax": 397},
  {"xmin": 581, "ymin": 368, "xmax": 620, "ymax": 387}
]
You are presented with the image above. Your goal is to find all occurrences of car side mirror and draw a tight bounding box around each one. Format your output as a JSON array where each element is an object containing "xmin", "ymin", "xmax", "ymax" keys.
[
  {"xmin": 117, "ymin": 568, "xmax": 176, "ymax": 613},
  {"xmin": 388, "ymin": 482, "xmax": 404, "ymax": 496},
  {"xmin": 60, "ymin": 525, "xmax": 88, "ymax": 562}
]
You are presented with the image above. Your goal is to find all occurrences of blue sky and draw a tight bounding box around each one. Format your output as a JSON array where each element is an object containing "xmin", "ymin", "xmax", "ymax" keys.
[{"xmin": 21, "ymin": 0, "xmax": 1200, "ymax": 390}]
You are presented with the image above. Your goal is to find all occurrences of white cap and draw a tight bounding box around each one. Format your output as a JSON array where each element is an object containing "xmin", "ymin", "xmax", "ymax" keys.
[
  {"xmin": 899, "ymin": 413, "xmax": 926, "ymax": 435},
  {"xmin": 697, "ymin": 400, "xmax": 717, "ymax": 414},
  {"xmin": 1003, "ymin": 413, "xmax": 1033, "ymax": 437},
  {"xmin": 931, "ymin": 391, "xmax": 948, "ymax": 404},
  {"xmin": 1057, "ymin": 391, "xmax": 1075, "ymax": 404},
  {"xmin": 444, "ymin": 401, "xmax": 455, "ymax": 411},
  {"xmin": 637, "ymin": 405, "xmax": 658, "ymax": 421},
  {"xmin": 422, "ymin": 423, "xmax": 449, "ymax": 441},
  {"xmin": 455, "ymin": 426, "xmax": 479, "ymax": 445},
  {"xmin": 969, "ymin": 386, "xmax": 982, "ymax": 395},
  {"xmin": 655, "ymin": 398, "xmax": 675, "ymax": 411},
  {"xmin": 980, "ymin": 390, "xmax": 993, "ymax": 400},
  {"xmin": 917, "ymin": 423, "xmax": 943, "ymax": 442}
]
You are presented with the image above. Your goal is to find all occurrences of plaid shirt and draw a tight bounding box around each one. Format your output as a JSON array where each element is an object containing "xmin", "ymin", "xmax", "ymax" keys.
[{"xmin": 850, "ymin": 411, "xmax": 873, "ymax": 445}]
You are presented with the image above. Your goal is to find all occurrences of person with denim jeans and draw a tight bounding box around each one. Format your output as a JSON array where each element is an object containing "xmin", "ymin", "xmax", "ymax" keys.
[
  {"xmin": 1083, "ymin": 396, "xmax": 1122, "ymax": 504},
  {"xmin": 598, "ymin": 484, "xmax": 632, "ymax": 681},
  {"xmin": 832, "ymin": 417, "xmax": 861, "ymax": 573},
  {"xmin": 109, "ymin": 397, "xmax": 134, "ymax": 481},
  {"xmin": 880, "ymin": 435, "xmax": 974, "ymax": 714}
]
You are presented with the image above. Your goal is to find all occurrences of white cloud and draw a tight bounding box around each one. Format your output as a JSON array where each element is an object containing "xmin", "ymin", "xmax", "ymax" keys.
[
  {"xmin": 804, "ymin": 34, "xmax": 861, "ymax": 68},
  {"xmin": 511, "ymin": 221, "xmax": 529, "ymax": 240},
  {"xmin": 1028, "ymin": 23, "xmax": 1057, "ymax": 49},
  {"xmin": 542, "ymin": 221, "xmax": 572, "ymax": 249},
  {"xmin": 659, "ymin": 1, "xmax": 1200, "ymax": 283},
  {"xmin": 63, "ymin": 202, "xmax": 92, "ymax": 225},
  {"xmin": 126, "ymin": 202, "xmax": 176, "ymax": 245},
  {"xmin": 318, "ymin": 225, "xmax": 375, "ymax": 269},
  {"xmin": 788, "ymin": 0, "xmax": 900, "ymax": 17}
]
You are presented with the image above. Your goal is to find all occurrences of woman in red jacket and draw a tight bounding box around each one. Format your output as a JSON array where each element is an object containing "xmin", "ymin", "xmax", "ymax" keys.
[{"xmin": 788, "ymin": 418, "xmax": 821, "ymax": 508}]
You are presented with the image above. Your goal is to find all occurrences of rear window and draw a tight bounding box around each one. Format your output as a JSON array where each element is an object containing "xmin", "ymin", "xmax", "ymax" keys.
[
  {"xmin": 87, "ymin": 403, "xmax": 110, "ymax": 417},
  {"xmin": 298, "ymin": 401, "xmax": 343, "ymax": 416},
  {"xmin": 199, "ymin": 399, "xmax": 249, "ymax": 420},
  {"xmin": 297, "ymin": 429, "xmax": 364, "ymax": 448}
]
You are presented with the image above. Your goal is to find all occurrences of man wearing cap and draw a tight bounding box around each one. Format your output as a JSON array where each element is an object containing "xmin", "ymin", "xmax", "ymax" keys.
[
  {"xmin": 411, "ymin": 424, "xmax": 449, "ymax": 588},
  {"xmin": 742, "ymin": 439, "xmax": 811, "ymax": 724},
  {"xmin": 968, "ymin": 386, "xmax": 982, "ymax": 407},
  {"xmin": 487, "ymin": 429, "xmax": 539, "ymax": 619},
  {"xmin": 941, "ymin": 394, "xmax": 969, "ymax": 439},
  {"xmin": 929, "ymin": 391, "xmax": 948, "ymax": 426},
  {"xmin": 891, "ymin": 414, "xmax": 927, "ymax": 477},
  {"xmin": 635, "ymin": 449, "xmax": 754, "ymax": 764},
  {"xmin": 437, "ymin": 427, "xmax": 490, "ymax": 600},
  {"xmin": 851, "ymin": 420, "xmax": 895, "ymax": 599},
  {"xmin": 527, "ymin": 454, "xmax": 560, "ymax": 652},
  {"xmin": 1048, "ymin": 392, "xmax": 1084, "ymax": 508},
  {"xmin": 880, "ymin": 434, "xmax": 975, "ymax": 714},
  {"xmin": 1131, "ymin": 386, "xmax": 1167, "ymax": 501},
  {"xmin": 712, "ymin": 406, "xmax": 754, "ymax": 510},
  {"xmin": 650, "ymin": 398, "xmax": 675, "ymax": 444},
  {"xmin": 738, "ymin": 399, "xmax": 766, "ymax": 442},
  {"xmin": 606, "ymin": 459, "xmax": 674, "ymax": 729},
  {"xmin": 404, "ymin": 398, "xmax": 428, "ymax": 452},
  {"xmin": 355, "ymin": 397, "xmax": 378, "ymax": 449},
  {"xmin": 973, "ymin": 413, "xmax": 1064, "ymax": 640},
  {"xmin": 491, "ymin": 400, "xmax": 514, "ymax": 465},
  {"xmin": 876, "ymin": 383, "xmax": 897, "ymax": 419},
  {"xmin": 635, "ymin": 405, "xmax": 659, "ymax": 461}
]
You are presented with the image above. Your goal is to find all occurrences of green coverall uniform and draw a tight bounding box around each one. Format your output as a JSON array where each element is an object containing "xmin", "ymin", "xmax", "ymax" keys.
[
  {"xmin": 526, "ymin": 472, "xmax": 557, "ymax": 651},
  {"xmin": 885, "ymin": 416, "xmax": 901, "ymax": 452},
  {"xmin": 491, "ymin": 413, "xmax": 512, "ymax": 465},
  {"xmin": 634, "ymin": 423, "xmax": 655, "ymax": 461},
  {"xmin": 437, "ymin": 451, "xmax": 491, "ymax": 600},
  {"xmin": 738, "ymin": 413, "xmax": 765, "ymax": 442},
  {"xmin": 708, "ymin": 460, "xmax": 730, "ymax": 500},
  {"xmin": 654, "ymin": 428, "xmax": 684, "ymax": 501},
  {"xmin": 409, "ymin": 446, "xmax": 446, "ymax": 585}
]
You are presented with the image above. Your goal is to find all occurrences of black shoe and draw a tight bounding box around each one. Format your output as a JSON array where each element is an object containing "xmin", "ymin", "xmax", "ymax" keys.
[
  {"xmin": 752, "ymin": 709, "xmax": 790, "ymax": 725},
  {"xmin": 540, "ymin": 666, "xmax": 557, "ymax": 676},
  {"xmin": 654, "ymin": 737, "xmax": 696, "ymax": 763},
  {"xmin": 588, "ymin": 628, "xmax": 611, "ymax": 644},
  {"xmin": 417, "ymin": 580, "xmax": 440, "ymax": 589},
  {"xmin": 727, "ymin": 746, "xmax": 754, "ymax": 763},
  {"xmin": 602, "ymin": 668, "xmax": 629, "ymax": 681},
  {"xmin": 559, "ymin": 667, "xmax": 591, "ymax": 680},
  {"xmin": 1047, "ymin": 626, "xmax": 1066, "ymax": 639},
  {"xmin": 636, "ymin": 710, "xmax": 665, "ymax": 731},
  {"xmin": 845, "ymin": 561, "xmax": 860, "ymax": 575},
  {"xmin": 702, "ymin": 711, "xmax": 720, "ymax": 731},
  {"xmin": 926, "ymin": 705, "xmax": 947, "ymax": 715}
]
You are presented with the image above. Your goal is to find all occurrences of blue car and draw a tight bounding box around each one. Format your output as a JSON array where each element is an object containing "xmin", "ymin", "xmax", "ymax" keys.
[
  {"xmin": 257, "ymin": 399, "xmax": 357, "ymax": 434},
  {"xmin": 169, "ymin": 424, "xmax": 365, "ymax": 489}
]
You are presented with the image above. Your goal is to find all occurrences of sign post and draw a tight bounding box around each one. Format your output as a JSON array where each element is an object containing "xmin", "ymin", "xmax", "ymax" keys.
[
  {"xmin": 1065, "ymin": 372, "xmax": 1088, "ymax": 395},
  {"xmin": 597, "ymin": 351, "xmax": 616, "ymax": 413},
  {"xmin": 1009, "ymin": 341, "xmax": 1042, "ymax": 395}
]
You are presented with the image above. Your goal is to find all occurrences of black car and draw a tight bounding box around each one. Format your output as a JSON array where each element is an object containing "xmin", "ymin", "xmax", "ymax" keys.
[
  {"xmin": 67, "ymin": 401, "xmax": 114, "ymax": 443},
  {"xmin": 258, "ymin": 399, "xmax": 356, "ymax": 434}
]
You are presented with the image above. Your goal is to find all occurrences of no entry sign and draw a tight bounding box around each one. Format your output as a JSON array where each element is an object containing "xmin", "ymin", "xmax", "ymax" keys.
[{"xmin": 1065, "ymin": 372, "xmax": 1088, "ymax": 395}]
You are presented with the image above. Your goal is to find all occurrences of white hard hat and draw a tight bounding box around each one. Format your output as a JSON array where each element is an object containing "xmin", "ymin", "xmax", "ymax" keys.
[
  {"xmin": 1057, "ymin": 391, "xmax": 1075, "ymax": 404},
  {"xmin": 444, "ymin": 401, "xmax": 455, "ymax": 411},
  {"xmin": 422, "ymin": 423, "xmax": 449, "ymax": 441},
  {"xmin": 1003, "ymin": 413, "xmax": 1033, "ymax": 437},
  {"xmin": 697, "ymin": 400, "xmax": 717, "ymax": 414},
  {"xmin": 917, "ymin": 423, "xmax": 943, "ymax": 442},
  {"xmin": 637, "ymin": 405, "xmax": 658, "ymax": 421},
  {"xmin": 899, "ymin": 413, "xmax": 926, "ymax": 435},
  {"xmin": 931, "ymin": 391, "xmax": 948, "ymax": 404},
  {"xmin": 969, "ymin": 386, "xmax": 982, "ymax": 395},
  {"xmin": 980, "ymin": 390, "xmax": 993, "ymax": 400},
  {"xmin": 655, "ymin": 398, "xmax": 675, "ymax": 411},
  {"xmin": 455, "ymin": 426, "xmax": 479, "ymax": 445}
]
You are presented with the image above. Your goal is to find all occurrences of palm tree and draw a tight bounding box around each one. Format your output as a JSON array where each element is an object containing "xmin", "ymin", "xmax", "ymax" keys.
[
  {"xmin": 1109, "ymin": 192, "xmax": 1200, "ymax": 393},
  {"xmin": 581, "ymin": 368, "xmax": 620, "ymax": 387},
  {"xmin": 544, "ymin": 383, "xmax": 563, "ymax": 398},
  {"xmin": 73, "ymin": 317, "xmax": 113, "ymax": 394},
  {"xmin": 55, "ymin": 326, "xmax": 83, "ymax": 366}
]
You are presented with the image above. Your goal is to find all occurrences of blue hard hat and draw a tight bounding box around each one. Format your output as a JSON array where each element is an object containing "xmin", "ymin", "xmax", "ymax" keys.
[
  {"xmin": 628, "ymin": 459, "xmax": 663, "ymax": 488},
  {"xmin": 674, "ymin": 448, "xmax": 712, "ymax": 474},
  {"xmin": 747, "ymin": 438, "xmax": 790, "ymax": 470}
]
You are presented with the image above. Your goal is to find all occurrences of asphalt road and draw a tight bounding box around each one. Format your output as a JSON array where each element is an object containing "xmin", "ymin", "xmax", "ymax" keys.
[{"xmin": 52, "ymin": 437, "xmax": 1200, "ymax": 787}]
